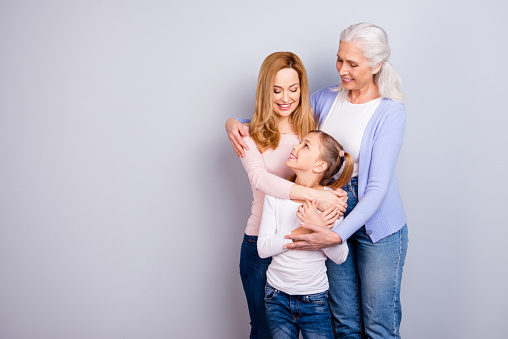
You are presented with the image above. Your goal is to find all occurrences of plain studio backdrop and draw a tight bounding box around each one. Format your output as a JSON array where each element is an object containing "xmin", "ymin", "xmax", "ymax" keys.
[{"xmin": 1, "ymin": 0, "xmax": 507, "ymax": 338}]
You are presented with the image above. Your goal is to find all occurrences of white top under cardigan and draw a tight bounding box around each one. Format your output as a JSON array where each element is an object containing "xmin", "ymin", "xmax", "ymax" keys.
[
  {"xmin": 320, "ymin": 91, "xmax": 382, "ymax": 177},
  {"xmin": 258, "ymin": 193, "xmax": 349, "ymax": 295}
]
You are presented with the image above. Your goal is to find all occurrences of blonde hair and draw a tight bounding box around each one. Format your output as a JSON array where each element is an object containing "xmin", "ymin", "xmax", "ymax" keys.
[
  {"xmin": 336, "ymin": 22, "xmax": 405, "ymax": 102},
  {"xmin": 249, "ymin": 52, "xmax": 317, "ymax": 153}
]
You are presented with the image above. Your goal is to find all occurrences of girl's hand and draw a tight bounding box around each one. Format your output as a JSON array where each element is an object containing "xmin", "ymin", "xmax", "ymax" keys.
[
  {"xmin": 296, "ymin": 200, "xmax": 326, "ymax": 227},
  {"xmin": 225, "ymin": 118, "xmax": 249, "ymax": 157},
  {"xmin": 320, "ymin": 204, "xmax": 340, "ymax": 228}
]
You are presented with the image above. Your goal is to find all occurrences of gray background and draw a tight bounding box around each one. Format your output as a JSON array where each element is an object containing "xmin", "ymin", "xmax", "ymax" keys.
[{"xmin": 1, "ymin": 0, "xmax": 507, "ymax": 338}]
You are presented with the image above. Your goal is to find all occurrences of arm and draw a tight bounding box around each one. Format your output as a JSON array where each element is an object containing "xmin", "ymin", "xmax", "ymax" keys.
[
  {"xmin": 240, "ymin": 135, "xmax": 294, "ymax": 199},
  {"xmin": 284, "ymin": 222, "xmax": 343, "ymax": 250},
  {"xmin": 322, "ymin": 242, "xmax": 349, "ymax": 265},
  {"xmin": 332, "ymin": 106, "xmax": 406, "ymax": 241},
  {"xmin": 257, "ymin": 196, "xmax": 292, "ymax": 258},
  {"xmin": 285, "ymin": 105, "xmax": 406, "ymax": 249},
  {"xmin": 240, "ymin": 133, "xmax": 348, "ymax": 205},
  {"xmin": 290, "ymin": 185, "xmax": 345, "ymax": 209},
  {"xmin": 321, "ymin": 217, "xmax": 349, "ymax": 264}
]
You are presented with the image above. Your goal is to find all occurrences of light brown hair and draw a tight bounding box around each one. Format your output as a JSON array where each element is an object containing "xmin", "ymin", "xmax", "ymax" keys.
[
  {"xmin": 310, "ymin": 130, "xmax": 354, "ymax": 189},
  {"xmin": 249, "ymin": 52, "xmax": 317, "ymax": 153}
]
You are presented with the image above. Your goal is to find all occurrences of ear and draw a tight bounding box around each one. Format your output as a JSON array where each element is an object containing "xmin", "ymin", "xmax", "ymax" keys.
[
  {"xmin": 313, "ymin": 161, "xmax": 327, "ymax": 174},
  {"xmin": 372, "ymin": 61, "xmax": 383, "ymax": 75}
]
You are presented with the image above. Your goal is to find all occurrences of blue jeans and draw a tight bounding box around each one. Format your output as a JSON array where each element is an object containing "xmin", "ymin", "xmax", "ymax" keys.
[
  {"xmin": 264, "ymin": 284, "xmax": 334, "ymax": 339},
  {"xmin": 240, "ymin": 234, "xmax": 272, "ymax": 339},
  {"xmin": 326, "ymin": 177, "xmax": 409, "ymax": 338}
]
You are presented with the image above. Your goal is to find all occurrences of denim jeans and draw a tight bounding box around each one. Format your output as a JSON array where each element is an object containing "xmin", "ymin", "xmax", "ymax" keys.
[
  {"xmin": 325, "ymin": 177, "xmax": 409, "ymax": 338},
  {"xmin": 240, "ymin": 234, "xmax": 272, "ymax": 339},
  {"xmin": 264, "ymin": 284, "xmax": 334, "ymax": 339}
]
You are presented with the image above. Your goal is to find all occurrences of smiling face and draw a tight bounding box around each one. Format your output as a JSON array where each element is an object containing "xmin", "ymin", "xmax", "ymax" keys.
[
  {"xmin": 272, "ymin": 68, "xmax": 301, "ymax": 119},
  {"xmin": 286, "ymin": 132, "xmax": 324, "ymax": 173},
  {"xmin": 336, "ymin": 41, "xmax": 380, "ymax": 93}
]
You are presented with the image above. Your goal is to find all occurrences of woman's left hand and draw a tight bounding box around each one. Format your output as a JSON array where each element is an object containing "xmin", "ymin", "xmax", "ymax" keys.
[{"xmin": 284, "ymin": 222, "xmax": 343, "ymax": 250}]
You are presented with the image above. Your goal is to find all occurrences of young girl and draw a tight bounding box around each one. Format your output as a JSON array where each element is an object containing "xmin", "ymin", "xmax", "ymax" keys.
[{"xmin": 258, "ymin": 130, "xmax": 353, "ymax": 339}]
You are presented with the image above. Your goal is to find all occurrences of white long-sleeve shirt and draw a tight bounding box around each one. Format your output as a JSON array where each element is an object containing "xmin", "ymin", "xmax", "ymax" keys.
[{"xmin": 258, "ymin": 194, "xmax": 349, "ymax": 295}]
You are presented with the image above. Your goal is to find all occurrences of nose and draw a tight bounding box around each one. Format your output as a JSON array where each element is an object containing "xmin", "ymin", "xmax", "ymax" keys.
[
  {"xmin": 283, "ymin": 90, "xmax": 289, "ymax": 102},
  {"xmin": 337, "ymin": 61, "xmax": 349, "ymax": 76}
]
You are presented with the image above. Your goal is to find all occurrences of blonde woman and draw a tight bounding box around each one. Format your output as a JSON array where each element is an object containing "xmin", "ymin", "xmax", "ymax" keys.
[{"xmin": 235, "ymin": 52, "xmax": 346, "ymax": 338}]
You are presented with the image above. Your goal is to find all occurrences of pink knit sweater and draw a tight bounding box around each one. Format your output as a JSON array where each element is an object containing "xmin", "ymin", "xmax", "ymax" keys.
[{"xmin": 240, "ymin": 127, "xmax": 298, "ymax": 235}]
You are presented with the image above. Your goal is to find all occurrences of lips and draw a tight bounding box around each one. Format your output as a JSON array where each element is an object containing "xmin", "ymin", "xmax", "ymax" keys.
[
  {"xmin": 341, "ymin": 78, "xmax": 353, "ymax": 84},
  {"xmin": 277, "ymin": 103, "xmax": 292, "ymax": 110},
  {"xmin": 288, "ymin": 153, "xmax": 297, "ymax": 160}
]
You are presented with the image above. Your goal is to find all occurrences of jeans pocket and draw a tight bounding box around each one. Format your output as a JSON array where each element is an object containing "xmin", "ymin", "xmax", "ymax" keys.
[
  {"xmin": 245, "ymin": 234, "xmax": 258, "ymax": 244},
  {"xmin": 264, "ymin": 285, "xmax": 279, "ymax": 302},
  {"xmin": 304, "ymin": 291, "xmax": 328, "ymax": 305}
]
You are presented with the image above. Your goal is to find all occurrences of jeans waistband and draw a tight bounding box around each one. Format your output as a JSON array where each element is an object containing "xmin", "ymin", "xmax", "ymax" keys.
[{"xmin": 342, "ymin": 176, "xmax": 358, "ymax": 189}]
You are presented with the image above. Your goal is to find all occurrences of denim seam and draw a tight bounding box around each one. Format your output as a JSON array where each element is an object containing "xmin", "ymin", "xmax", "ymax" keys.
[
  {"xmin": 392, "ymin": 229, "xmax": 402, "ymax": 337},
  {"xmin": 347, "ymin": 180, "xmax": 358, "ymax": 200}
]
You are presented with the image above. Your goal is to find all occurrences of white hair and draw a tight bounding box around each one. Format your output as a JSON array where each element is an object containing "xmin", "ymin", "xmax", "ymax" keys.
[{"xmin": 336, "ymin": 22, "xmax": 404, "ymax": 102}]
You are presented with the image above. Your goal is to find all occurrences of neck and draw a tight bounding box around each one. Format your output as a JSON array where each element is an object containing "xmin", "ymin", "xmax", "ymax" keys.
[
  {"xmin": 294, "ymin": 170, "xmax": 323, "ymax": 189},
  {"xmin": 348, "ymin": 81, "xmax": 381, "ymax": 104},
  {"xmin": 277, "ymin": 115, "xmax": 294, "ymax": 135}
]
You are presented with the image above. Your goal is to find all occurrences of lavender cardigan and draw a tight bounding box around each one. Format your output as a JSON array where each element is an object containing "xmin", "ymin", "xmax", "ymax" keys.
[{"xmin": 311, "ymin": 86, "xmax": 407, "ymax": 243}]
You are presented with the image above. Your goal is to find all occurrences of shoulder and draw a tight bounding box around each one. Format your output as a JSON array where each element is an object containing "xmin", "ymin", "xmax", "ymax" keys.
[
  {"xmin": 241, "ymin": 126, "xmax": 254, "ymax": 142},
  {"xmin": 372, "ymin": 99, "xmax": 406, "ymax": 126},
  {"xmin": 379, "ymin": 98, "xmax": 405, "ymax": 116},
  {"xmin": 311, "ymin": 85, "xmax": 338, "ymax": 102}
]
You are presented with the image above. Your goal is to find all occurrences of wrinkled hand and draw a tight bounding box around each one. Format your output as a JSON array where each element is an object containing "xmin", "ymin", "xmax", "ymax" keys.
[
  {"xmin": 284, "ymin": 222, "xmax": 343, "ymax": 250},
  {"xmin": 225, "ymin": 118, "xmax": 248, "ymax": 157},
  {"xmin": 296, "ymin": 200, "xmax": 325, "ymax": 227}
]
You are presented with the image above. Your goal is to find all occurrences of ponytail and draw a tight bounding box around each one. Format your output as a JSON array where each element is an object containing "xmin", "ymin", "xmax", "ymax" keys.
[
  {"xmin": 375, "ymin": 61, "xmax": 404, "ymax": 102},
  {"xmin": 326, "ymin": 152, "xmax": 353, "ymax": 189}
]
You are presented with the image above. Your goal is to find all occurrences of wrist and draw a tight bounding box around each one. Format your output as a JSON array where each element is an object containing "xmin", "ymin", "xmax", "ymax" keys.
[
  {"xmin": 329, "ymin": 230, "xmax": 343, "ymax": 245},
  {"xmin": 289, "ymin": 184, "xmax": 315, "ymax": 201},
  {"xmin": 310, "ymin": 188, "xmax": 325, "ymax": 201}
]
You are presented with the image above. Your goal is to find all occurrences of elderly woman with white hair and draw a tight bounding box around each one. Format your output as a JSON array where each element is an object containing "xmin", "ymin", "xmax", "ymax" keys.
[{"xmin": 226, "ymin": 23, "xmax": 408, "ymax": 338}]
